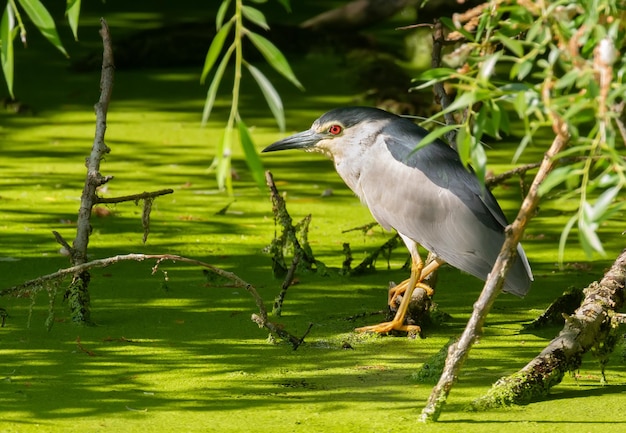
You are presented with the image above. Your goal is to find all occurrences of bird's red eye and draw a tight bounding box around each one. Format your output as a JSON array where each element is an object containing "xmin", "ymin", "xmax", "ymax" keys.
[{"xmin": 328, "ymin": 124, "xmax": 343, "ymax": 135}]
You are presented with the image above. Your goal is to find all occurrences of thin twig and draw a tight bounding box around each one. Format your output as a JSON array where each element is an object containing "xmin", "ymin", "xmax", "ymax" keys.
[
  {"xmin": 76, "ymin": 336, "xmax": 97, "ymax": 356},
  {"xmin": 52, "ymin": 231, "xmax": 73, "ymax": 255},
  {"xmin": 341, "ymin": 222, "xmax": 378, "ymax": 234},
  {"xmin": 96, "ymin": 189, "xmax": 174, "ymax": 204},
  {"xmin": 485, "ymin": 162, "xmax": 542, "ymax": 188},
  {"xmin": 431, "ymin": 19, "xmax": 458, "ymax": 148}
]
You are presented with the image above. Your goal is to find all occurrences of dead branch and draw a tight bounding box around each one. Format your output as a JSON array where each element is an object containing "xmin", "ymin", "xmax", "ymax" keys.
[
  {"xmin": 300, "ymin": 0, "xmax": 410, "ymax": 31},
  {"xmin": 272, "ymin": 251, "xmax": 301, "ymax": 317},
  {"xmin": 350, "ymin": 233, "xmax": 402, "ymax": 275},
  {"xmin": 1, "ymin": 253, "xmax": 307, "ymax": 348},
  {"xmin": 73, "ymin": 18, "xmax": 115, "ymax": 266},
  {"xmin": 53, "ymin": 230, "xmax": 72, "ymax": 254},
  {"xmin": 419, "ymin": 119, "xmax": 571, "ymax": 422},
  {"xmin": 431, "ymin": 19, "xmax": 458, "ymax": 147},
  {"xmin": 67, "ymin": 18, "xmax": 116, "ymax": 323},
  {"xmin": 485, "ymin": 162, "xmax": 542, "ymax": 188},
  {"xmin": 76, "ymin": 336, "xmax": 97, "ymax": 356},
  {"xmin": 471, "ymin": 249, "xmax": 626, "ymax": 409},
  {"xmin": 522, "ymin": 288, "xmax": 584, "ymax": 330},
  {"xmin": 341, "ymin": 222, "xmax": 379, "ymax": 234},
  {"xmin": 58, "ymin": 21, "xmax": 175, "ymax": 322}
]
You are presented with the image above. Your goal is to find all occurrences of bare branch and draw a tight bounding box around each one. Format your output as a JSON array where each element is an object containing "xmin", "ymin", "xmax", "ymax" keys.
[
  {"xmin": 72, "ymin": 18, "xmax": 115, "ymax": 266},
  {"xmin": 96, "ymin": 189, "xmax": 174, "ymax": 204},
  {"xmin": 1, "ymin": 253, "xmax": 307, "ymax": 347},
  {"xmin": 485, "ymin": 162, "xmax": 542, "ymax": 188},
  {"xmin": 273, "ymin": 251, "xmax": 301, "ymax": 317},
  {"xmin": 52, "ymin": 230, "xmax": 73, "ymax": 255},
  {"xmin": 431, "ymin": 19, "xmax": 458, "ymax": 147}
]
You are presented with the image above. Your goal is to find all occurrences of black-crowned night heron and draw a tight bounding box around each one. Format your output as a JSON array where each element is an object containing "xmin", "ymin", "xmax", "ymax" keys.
[{"xmin": 263, "ymin": 106, "xmax": 533, "ymax": 334}]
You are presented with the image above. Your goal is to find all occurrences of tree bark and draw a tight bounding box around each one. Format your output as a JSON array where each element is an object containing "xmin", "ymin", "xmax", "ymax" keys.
[
  {"xmin": 470, "ymin": 248, "xmax": 626, "ymax": 409},
  {"xmin": 300, "ymin": 0, "xmax": 485, "ymax": 32},
  {"xmin": 301, "ymin": 0, "xmax": 410, "ymax": 31}
]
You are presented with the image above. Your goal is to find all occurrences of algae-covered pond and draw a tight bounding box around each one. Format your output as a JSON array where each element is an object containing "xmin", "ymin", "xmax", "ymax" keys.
[{"xmin": 1, "ymin": 2, "xmax": 625, "ymax": 432}]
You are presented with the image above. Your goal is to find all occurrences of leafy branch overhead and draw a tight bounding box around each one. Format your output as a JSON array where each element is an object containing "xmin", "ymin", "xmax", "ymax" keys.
[
  {"xmin": 414, "ymin": 0, "xmax": 626, "ymax": 264},
  {"xmin": 1, "ymin": 0, "xmax": 81, "ymax": 98},
  {"xmin": 201, "ymin": 0, "xmax": 302, "ymax": 194}
]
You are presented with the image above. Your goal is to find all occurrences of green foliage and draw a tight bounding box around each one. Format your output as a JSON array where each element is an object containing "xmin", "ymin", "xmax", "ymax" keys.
[
  {"xmin": 201, "ymin": 0, "xmax": 300, "ymax": 194},
  {"xmin": 0, "ymin": 0, "xmax": 77, "ymax": 97},
  {"xmin": 414, "ymin": 0, "xmax": 626, "ymax": 264}
]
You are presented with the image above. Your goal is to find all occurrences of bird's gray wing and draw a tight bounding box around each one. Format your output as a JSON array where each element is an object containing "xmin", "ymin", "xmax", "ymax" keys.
[{"xmin": 381, "ymin": 118, "xmax": 510, "ymax": 231}]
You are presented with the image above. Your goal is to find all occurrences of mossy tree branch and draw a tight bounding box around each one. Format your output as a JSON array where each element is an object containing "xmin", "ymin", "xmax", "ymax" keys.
[
  {"xmin": 265, "ymin": 170, "xmax": 318, "ymax": 275},
  {"xmin": 471, "ymin": 248, "xmax": 626, "ymax": 409}
]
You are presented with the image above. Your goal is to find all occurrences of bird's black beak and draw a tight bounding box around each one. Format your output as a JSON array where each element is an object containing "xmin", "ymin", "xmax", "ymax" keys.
[{"xmin": 262, "ymin": 129, "xmax": 323, "ymax": 153}]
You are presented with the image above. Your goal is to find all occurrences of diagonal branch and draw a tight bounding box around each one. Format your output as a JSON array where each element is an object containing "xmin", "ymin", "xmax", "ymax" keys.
[{"xmin": 419, "ymin": 119, "xmax": 571, "ymax": 422}]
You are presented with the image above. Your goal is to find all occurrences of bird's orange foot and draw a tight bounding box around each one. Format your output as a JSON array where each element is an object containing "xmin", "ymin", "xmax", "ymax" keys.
[{"xmin": 355, "ymin": 321, "xmax": 421, "ymax": 335}]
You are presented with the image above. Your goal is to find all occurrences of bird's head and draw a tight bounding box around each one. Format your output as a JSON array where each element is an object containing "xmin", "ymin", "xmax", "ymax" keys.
[{"xmin": 262, "ymin": 106, "xmax": 396, "ymax": 159}]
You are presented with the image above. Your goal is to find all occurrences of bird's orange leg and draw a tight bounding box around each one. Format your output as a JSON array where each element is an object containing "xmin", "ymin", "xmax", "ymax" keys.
[{"xmin": 355, "ymin": 254, "xmax": 442, "ymax": 334}]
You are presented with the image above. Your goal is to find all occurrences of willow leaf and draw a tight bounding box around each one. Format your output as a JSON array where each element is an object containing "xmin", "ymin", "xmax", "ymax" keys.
[
  {"xmin": 201, "ymin": 45, "xmax": 233, "ymax": 125},
  {"xmin": 241, "ymin": 6, "xmax": 269, "ymax": 30},
  {"xmin": 247, "ymin": 31, "xmax": 303, "ymax": 90},
  {"xmin": 0, "ymin": 4, "xmax": 16, "ymax": 98},
  {"xmin": 201, "ymin": 20, "xmax": 233, "ymax": 84},
  {"xmin": 216, "ymin": 0, "xmax": 231, "ymax": 30},
  {"xmin": 17, "ymin": 0, "xmax": 68, "ymax": 56},
  {"xmin": 246, "ymin": 63, "xmax": 285, "ymax": 131},
  {"xmin": 65, "ymin": 0, "xmax": 81, "ymax": 41}
]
